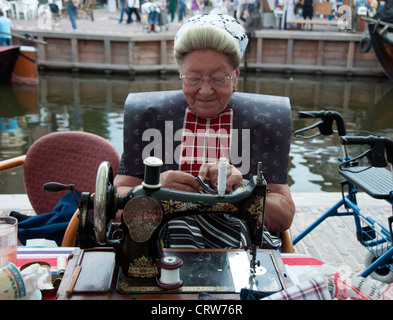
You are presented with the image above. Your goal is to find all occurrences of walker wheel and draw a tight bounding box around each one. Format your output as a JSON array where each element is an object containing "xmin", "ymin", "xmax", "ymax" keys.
[{"xmin": 364, "ymin": 251, "xmax": 393, "ymax": 284}]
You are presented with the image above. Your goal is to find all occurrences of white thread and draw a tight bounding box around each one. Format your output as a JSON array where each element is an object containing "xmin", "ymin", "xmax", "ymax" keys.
[
  {"xmin": 217, "ymin": 157, "xmax": 227, "ymax": 197},
  {"xmin": 160, "ymin": 267, "xmax": 180, "ymax": 284},
  {"xmin": 157, "ymin": 256, "xmax": 183, "ymax": 289}
]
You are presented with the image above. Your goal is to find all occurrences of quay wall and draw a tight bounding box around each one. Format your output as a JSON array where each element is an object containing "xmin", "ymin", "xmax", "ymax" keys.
[{"xmin": 14, "ymin": 28, "xmax": 384, "ymax": 77}]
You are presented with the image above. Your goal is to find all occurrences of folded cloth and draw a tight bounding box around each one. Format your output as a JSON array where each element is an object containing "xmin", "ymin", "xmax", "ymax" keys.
[
  {"xmin": 263, "ymin": 264, "xmax": 393, "ymax": 300},
  {"xmin": 198, "ymin": 292, "xmax": 224, "ymax": 300},
  {"xmin": 9, "ymin": 211, "xmax": 31, "ymax": 222},
  {"xmin": 18, "ymin": 191, "xmax": 80, "ymax": 246},
  {"xmin": 323, "ymin": 265, "xmax": 393, "ymax": 300},
  {"xmin": 240, "ymin": 288, "xmax": 278, "ymax": 300},
  {"xmin": 262, "ymin": 276, "xmax": 331, "ymax": 300}
]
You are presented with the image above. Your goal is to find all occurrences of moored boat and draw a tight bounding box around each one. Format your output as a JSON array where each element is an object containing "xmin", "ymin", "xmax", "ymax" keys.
[
  {"xmin": 11, "ymin": 45, "xmax": 39, "ymax": 85},
  {"xmin": 363, "ymin": 17, "xmax": 393, "ymax": 81},
  {"xmin": 0, "ymin": 45, "xmax": 20, "ymax": 82},
  {"xmin": 361, "ymin": 1, "xmax": 393, "ymax": 81},
  {"xmin": 0, "ymin": 32, "xmax": 45, "ymax": 85}
]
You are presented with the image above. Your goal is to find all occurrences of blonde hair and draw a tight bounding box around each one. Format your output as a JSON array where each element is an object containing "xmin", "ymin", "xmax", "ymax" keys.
[{"xmin": 174, "ymin": 25, "xmax": 242, "ymax": 69}]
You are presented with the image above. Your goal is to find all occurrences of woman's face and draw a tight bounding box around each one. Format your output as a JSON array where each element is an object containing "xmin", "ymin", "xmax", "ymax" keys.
[{"xmin": 179, "ymin": 49, "xmax": 240, "ymax": 118}]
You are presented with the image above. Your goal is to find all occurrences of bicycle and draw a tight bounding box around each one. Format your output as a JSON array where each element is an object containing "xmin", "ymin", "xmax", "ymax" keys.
[{"xmin": 292, "ymin": 110, "xmax": 393, "ymax": 283}]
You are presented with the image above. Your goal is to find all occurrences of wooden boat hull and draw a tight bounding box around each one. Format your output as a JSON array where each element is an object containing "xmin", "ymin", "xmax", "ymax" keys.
[
  {"xmin": 11, "ymin": 46, "xmax": 39, "ymax": 85},
  {"xmin": 0, "ymin": 45, "xmax": 39, "ymax": 85},
  {"xmin": 0, "ymin": 45, "xmax": 20, "ymax": 82},
  {"xmin": 367, "ymin": 21, "xmax": 393, "ymax": 81}
]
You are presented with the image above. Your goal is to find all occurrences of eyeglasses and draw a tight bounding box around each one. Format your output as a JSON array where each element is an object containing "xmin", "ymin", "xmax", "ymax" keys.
[{"xmin": 179, "ymin": 73, "xmax": 234, "ymax": 87}]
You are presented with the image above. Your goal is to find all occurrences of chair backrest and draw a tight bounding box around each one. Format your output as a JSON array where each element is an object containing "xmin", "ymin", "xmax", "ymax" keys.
[
  {"xmin": 24, "ymin": 131, "xmax": 121, "ymax": 214},
  {"xmin": 122, "ymin": 90, "xmax": 292, "ymax": 184}
]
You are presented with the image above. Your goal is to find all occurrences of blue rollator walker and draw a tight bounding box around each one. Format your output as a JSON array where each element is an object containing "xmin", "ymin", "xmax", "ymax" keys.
[{"xmin": 293, "ymin": 110, "xmax": 393, "ymax": 283}]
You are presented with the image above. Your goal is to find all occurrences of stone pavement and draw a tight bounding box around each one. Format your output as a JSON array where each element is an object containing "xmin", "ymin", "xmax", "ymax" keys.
[
  {"xmin": 1, "ymin": 192, "xmax": 392, "ymax": 276},
  {"xmin": 292, "ymin": 193, "xmax": 392, "ymax": 275}
]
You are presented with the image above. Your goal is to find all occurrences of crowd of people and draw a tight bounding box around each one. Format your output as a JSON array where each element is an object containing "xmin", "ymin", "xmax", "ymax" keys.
[
  {"xmin": 113, "ymin": 0, "xmax": 370, "ymax": 33},
  {"xmin": 1, "ymin": 0, "xmax": 374, "ymax": 34},
  {"xmin": 117, "ymin": 0, "xmax": 262, "ymax": 32}
]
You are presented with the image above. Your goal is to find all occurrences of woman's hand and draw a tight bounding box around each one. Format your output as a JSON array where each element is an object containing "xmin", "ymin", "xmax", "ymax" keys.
[
  {"xmin": 160, "ymin": 170, "xmax": 203, "ymax": 193},
  {"xmin": 198, "ymin": 161, "xmax": 243, "ymax": 193}
]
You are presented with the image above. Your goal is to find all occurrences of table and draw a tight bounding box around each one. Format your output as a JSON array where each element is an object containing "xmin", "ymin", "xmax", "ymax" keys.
[{"xmin": 17, "ymin": 246, "xmax": 324, "ymax": 300}]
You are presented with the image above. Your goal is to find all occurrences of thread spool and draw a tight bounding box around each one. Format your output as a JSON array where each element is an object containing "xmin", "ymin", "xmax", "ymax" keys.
[
  {"xmin": 57, "ymin": 256, "xmax": 67, "ymax": 276},
  {"xmin": 142, "ymin": 157, "xmax": 163, "ymax": 189},
  {"xmin": 156, "ymin": 256, "xmax": 183, "ymax": 290}
]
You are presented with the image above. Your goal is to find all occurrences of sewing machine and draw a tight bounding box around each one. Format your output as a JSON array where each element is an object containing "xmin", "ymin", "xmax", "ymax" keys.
[{"xmin": 47, "ymin": 157, "xmax": 292, "ymax": 297}]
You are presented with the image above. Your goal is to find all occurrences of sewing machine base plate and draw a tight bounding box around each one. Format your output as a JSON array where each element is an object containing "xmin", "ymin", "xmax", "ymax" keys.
[{"xmin": 116, "ymin": 249, "xmax": 291, "ymax": 295}]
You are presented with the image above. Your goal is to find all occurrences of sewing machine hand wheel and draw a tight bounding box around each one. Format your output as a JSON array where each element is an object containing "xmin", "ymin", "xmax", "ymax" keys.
[{"xmin": 94, "ymin": 161, "xmax": 115, "ymax": 245}]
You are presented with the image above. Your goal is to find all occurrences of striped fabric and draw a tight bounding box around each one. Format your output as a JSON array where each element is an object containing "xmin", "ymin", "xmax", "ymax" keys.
[
  {"xmin": 165, "ymin": 107, "xmax": 250, "ymax": 249},
  {"xmin": 166, "ymin": 215, "xmax": 250, "ymax": 249}
]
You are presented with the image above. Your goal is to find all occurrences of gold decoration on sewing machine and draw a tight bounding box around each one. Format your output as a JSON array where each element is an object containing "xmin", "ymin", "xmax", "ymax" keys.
[
  {"xmin": 128, "ymin": 255, "xmax": 158, "ymax": 278},
  {"xmin": 247, "ymin": 195, "xmax": 264, "ymax": 227},
  {"xmin": 161, "ymin": 199, "xmax": 238, "ymax": 215},
  {"xmin": 214, "ymin": 203, "xmax": 238, "ymax": 212},
  {"xmin": 161, "ymin": 199, "xmax": 187, "ymax": 214}
]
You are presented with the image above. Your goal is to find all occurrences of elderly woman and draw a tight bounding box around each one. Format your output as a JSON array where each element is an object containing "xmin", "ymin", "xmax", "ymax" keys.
[{"xmin": 114, "ymin": 14, "xmax": 295, "ymax": 248}]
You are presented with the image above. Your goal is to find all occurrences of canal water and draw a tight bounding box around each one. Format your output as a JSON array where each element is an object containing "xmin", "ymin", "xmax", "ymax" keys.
[{"xmin": 0, "ymin": 71, "xmax": 392, "ymax": 194}]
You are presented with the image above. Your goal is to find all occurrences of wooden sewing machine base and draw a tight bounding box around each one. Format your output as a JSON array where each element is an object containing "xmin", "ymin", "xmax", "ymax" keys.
[{"xmin": 56, "ymin": 247, "xmax": 292, "ymax": 300}]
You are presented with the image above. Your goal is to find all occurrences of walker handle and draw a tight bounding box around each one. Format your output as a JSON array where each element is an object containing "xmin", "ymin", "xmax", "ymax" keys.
[
  {"xmin": 340, "ymin": 135, "xmax": 393, "ymax": 167},
  {"xmin": 295, "ymin": 110, "xmax": 347, "ymax": 138}
]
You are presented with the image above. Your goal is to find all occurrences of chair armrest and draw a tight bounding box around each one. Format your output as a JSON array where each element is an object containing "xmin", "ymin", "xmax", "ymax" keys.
[
  {"xmin": 280, "ymin": 228, "xmax": 294, "ymax": 253},
  {"xmin": 61, "ymin": 208, "xmax": 79, "ymax": 247},
  {"xmin": 0, "ymin": 155, "xmax": 26, "ymax": 171}
]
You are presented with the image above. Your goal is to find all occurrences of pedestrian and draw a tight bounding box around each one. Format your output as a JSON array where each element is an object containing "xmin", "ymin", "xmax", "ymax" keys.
[
  {"xmin": 178, "ymin": 0, "xmax": 185, "ymax": 23},
  {"xmin": 301, "ymin": 0, "xmax": 313, "ymax": 30},
  {"xmin": 169, "ymin": 0, "xmax": 176, "ymax": 21},
  {"xmin": 65, "ymin": 0, "xmax": 79, "ymax": 30},
  {"xmin": 141, "ymin": 0, "xmax": 160, "ymax": 32},
  {"xmin": 0, "ymin": 10, "xmax": 12, "ymax": 46},
  {"xmin": 127, "ymin": 0, "xmax": 141, "ymax": 23},
  {"xmin": 157, "ymin": 0, "xmax": 169, "ymax": 30},
  {"xmin": 234, "ymin": 0, "xmax": 246, "ymax": 22},
  {"xmin": 118, "ymin": 0, "xmax": 127, "ymax": 23},
  {"xmin": 191, "ymin": 0, "xmax": 202, "ymax": 15}
]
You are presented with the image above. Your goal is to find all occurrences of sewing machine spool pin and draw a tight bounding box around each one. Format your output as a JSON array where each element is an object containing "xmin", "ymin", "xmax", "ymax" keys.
[{"xmin": 256, "ymin": 161, "xmax": 265, "ymax": 183}]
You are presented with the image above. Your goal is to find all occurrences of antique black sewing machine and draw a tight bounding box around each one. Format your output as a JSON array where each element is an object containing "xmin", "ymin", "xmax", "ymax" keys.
[{"xmin": 46, "ymin": 157, "xmax": 291, "ymax": 296}]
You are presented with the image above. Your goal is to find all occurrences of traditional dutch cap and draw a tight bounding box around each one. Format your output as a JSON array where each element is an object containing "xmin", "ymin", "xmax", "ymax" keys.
[{"xmin": 174, "ymin": 14, "xmax": 249, "ymax": 58}]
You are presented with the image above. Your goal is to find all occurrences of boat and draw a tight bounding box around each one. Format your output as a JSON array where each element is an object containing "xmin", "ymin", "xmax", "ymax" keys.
[
  {"xmin": 0, "ymin": 44, "xmax": 39, "ymax": 85},
  {"xmin": 11, "ymin": 45, "xmax": 39, "ymax": 85},
  {"xmin": 362, "ymin": 17, "xmax": 393, "ymax": 81},
  {"xmin": 361, "ymin": 1, "xmax": 393, "ymax": 81},
  {"xmin": 0, "ymin": 32, "xmax": 45, "ymax": 85},
  {"xmin": 0, "ymin": 45, "xmax": 20, "ymax": 82}
]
